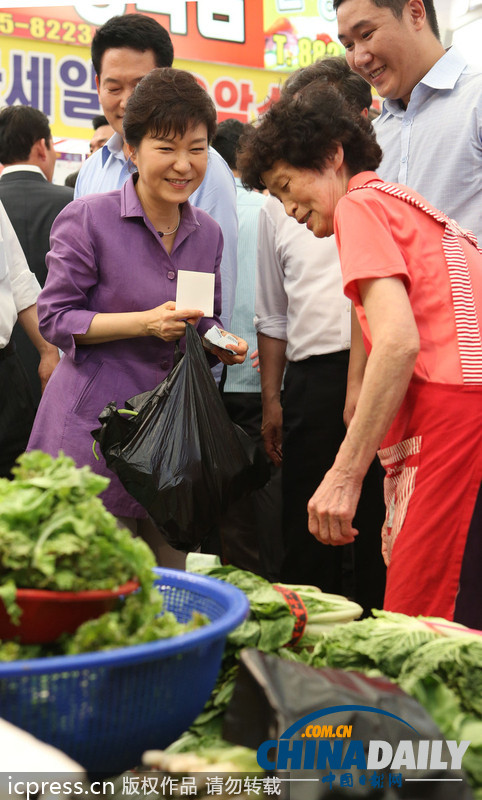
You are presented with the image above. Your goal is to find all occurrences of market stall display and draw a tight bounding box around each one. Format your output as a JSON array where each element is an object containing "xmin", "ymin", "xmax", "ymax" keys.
[
  {"xmin": 1, "ymin": 455, "xmax": 479, "ymax": 793},
  {"xmin": 160, "ymin": 559, "xmax": 482, "ymax": 798},
  {"xmin": 298, "ymin": 609, "xmax": 482, "ymax": 793},
  {"xmin": 0, "ymin": 454, "xmax": 249, "ymax": 775},
  {"xmin": 165, "ymin": 556, "xmax": 363, "ymax": 760},
  {"xmin": 0, "ymin": 569, "xmax": 248, "ymax": 775}
]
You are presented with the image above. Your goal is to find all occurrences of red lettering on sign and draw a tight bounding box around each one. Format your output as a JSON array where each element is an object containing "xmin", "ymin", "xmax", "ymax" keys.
[{"xmin": 214, "ymin": 79, "xmax": 238, "ymax": 108}]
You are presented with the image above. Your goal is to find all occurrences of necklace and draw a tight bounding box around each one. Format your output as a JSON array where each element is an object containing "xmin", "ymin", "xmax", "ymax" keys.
[{"xmin": 159, "ymin": 210, "xmax": 181, "ymax": 237}]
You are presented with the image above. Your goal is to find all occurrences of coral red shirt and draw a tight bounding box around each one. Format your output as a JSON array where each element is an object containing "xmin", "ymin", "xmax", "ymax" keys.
[{"xmin": 335, "ymin": 172, "xmax": 482, "ymax": 385}]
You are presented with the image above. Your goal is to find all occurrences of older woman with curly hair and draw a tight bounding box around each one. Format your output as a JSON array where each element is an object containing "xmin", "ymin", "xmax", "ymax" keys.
[{"xmin": 238, "ymin": 83, "xmax": 482, "ymax": 626}]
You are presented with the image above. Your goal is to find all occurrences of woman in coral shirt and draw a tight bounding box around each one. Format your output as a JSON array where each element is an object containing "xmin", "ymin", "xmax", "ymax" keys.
[{"xmin": 238, "ymin": 83, "xmax": 482, "ymax": 627}]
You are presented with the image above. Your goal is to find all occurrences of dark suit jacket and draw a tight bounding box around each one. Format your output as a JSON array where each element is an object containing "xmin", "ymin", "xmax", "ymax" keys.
[{"xmin": 0, "ymin": 169, "xmax": 73, "ymax": 404}]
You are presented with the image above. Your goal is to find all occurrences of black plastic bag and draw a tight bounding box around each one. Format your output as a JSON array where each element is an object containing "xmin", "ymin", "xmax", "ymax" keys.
[
  {"xmin": 92, "ymin": 323, "xmax": 269, "ymax": 550},
  {"xmin": 223, "ymin": 649, "xmax": 474, "ymax": 800}
]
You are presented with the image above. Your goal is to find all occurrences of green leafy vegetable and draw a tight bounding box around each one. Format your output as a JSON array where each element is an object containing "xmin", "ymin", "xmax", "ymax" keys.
[
  {"xmin": 149, "ymin": 738, "xmax": 262, "ymax": 773},
  {"xmin": 0, "ymin": 451, "xmax": 157, "ymax": 623},
  {"xmin": 187, "ymin": 556, "xmax": 362, "ymax": 651},
  {"xmin": 171, "ymin": 565, "xmax": 482, "ymax": 794},
  {"xmin": 303, "ymin": 609, "xmax": 482, "ymax": 792},
  {"xmin": 167, "ymin": 556, "xmax": 362, "ymax": 758},
  {"xmin": 0, "ymin": 451, "xmax": 208, "ymax": 657},
  {"xmin": 65, "ymin": 589, "xmax": 208, "ymax": 654}
]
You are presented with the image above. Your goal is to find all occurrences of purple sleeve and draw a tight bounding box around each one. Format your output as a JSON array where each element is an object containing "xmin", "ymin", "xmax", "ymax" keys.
[{"xmin": 38, "ymin": 200, "xmax": 100, "ymax": 363}]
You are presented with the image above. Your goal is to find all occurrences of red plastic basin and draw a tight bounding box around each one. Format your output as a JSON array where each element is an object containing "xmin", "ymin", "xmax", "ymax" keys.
[{"xmin": 0, "ymin": 581, "xmax": 139, "ymax": 644}]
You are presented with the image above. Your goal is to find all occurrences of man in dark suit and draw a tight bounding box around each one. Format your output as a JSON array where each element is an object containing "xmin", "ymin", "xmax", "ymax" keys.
[{"xmin": 0, "ymin": 105, "xmax": 73, "ymax": 404}]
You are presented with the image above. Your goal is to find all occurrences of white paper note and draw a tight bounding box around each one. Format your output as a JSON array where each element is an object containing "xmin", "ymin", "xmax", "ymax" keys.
[{"xmin": 175, "ymin": 270, "xmax": 215, "ymax": 318}]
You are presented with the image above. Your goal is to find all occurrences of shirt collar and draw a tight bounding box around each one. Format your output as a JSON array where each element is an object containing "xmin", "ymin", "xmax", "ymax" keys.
[
  {"xmin": 120, "ymin": 173, "xmax": 200, "ymax": 230},
  {"xmin": 1, "ymin": 164, "xmax": 48, "ymax": 179},
  {"xmin": 346, "ymin": 171, "xmax": 381, "ymax": 192},
  {"xmin": 379, "ymin": 46, "xmax": 468, "ymax": 119},
  {"xmin": 101, "ymin": 131, "xmax": 126, "ymax": 166},
  {"xmin": 120, "ymin": 174, "xmax": 144, "ymax": 218},
  {"xmin": 419, "ymin": 45, "xmax": 467, "ymax": 90}
]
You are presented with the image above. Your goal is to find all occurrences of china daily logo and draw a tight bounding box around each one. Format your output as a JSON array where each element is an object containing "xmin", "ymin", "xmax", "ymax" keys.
[{"xmin": 257, "ymin": 705, "xmax": 470, "ymax": 777}]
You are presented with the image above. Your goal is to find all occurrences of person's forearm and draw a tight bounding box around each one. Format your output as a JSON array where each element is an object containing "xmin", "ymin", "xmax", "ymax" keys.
[
  {"xmin": 336, "ymin": 335, "xmax": 418, "ymax": 478},
  {"xmin": 74, "ymin": 303, "xmax": 207, "ymax": 346},
  {"xmin": 257, "ymin": 332, "xmax": 287, "ymax": 405},
  {"xmin": 18, "ymin": 304, "xmax": 60, "ymax": 392},
  {"xmin": 337, "ymin": 279, "xmax": 419, "ymax": 478},
  {"xmin": 257, "ymin": 332, "xmax": 286, "ymax": 466},
  {"xmin": 308, "ymin": 277, "xmax": 420, "ymax": 545},
  {"xmin": 18, "ymin": 304, "xmax": 57, "ymax": 356},
  {"xmin": 344, "ymin": 305, "xmax": 368, "ymax": 428},
  {"xmin": 73, "ymin": 311, "xmax": 148, "ymax": 345},
  {"xmin": 308, "ymin": 333, "xmax": 418, "ymax": 544}
]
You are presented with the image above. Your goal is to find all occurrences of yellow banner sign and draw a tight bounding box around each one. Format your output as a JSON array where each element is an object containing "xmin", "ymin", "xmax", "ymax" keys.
[{"xmin": 0, "ymin": 36, "xmax": 286, "ymax": 140}]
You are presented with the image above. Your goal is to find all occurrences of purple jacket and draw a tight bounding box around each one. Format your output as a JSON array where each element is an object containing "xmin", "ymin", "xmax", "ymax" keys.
[{"xmin": 28, "ymin": 176, "xmax": 223, "ymax": 517}]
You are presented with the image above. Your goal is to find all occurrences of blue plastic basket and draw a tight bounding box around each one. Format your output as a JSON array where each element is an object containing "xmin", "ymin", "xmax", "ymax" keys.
[{"xmin": 0, "ymin": 568, "xmax": 248, "ymax": 775}]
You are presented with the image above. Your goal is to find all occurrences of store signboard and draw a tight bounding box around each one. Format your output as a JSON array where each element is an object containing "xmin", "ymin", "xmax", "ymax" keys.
[
  {"xmin": 0, "ymin": 2, "xmax": 346, "ymax": 141},
  {"xmin": 264, "ymin": 0, "xmax": 344, "ymax": 70},
  {"xmin": 0, "ymin": 35, "xmax": 283, "ymax": 139},
  {"xmin": 0, "ymin": 37, "xmax": 101, "ymax": 131},
  {"xmin": 0, "ymin": 1, "xmax": 343, "ymax": 68},
  {"xmin": 0, "ymin": 2, "xmax": 265, "ymax": 67},
  {"xmin": 178, "ymin": 58, "xmax": 282, "ymax": 124}
]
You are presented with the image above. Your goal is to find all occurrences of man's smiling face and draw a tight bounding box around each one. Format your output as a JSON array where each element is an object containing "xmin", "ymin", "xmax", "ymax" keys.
[
  {"xmin": 96, "ymin": 47, "xmax": 158, "ymax": 138},
  {"xmin": 337, "ymin": 0, "xmax": 424, "ymax": 107}
]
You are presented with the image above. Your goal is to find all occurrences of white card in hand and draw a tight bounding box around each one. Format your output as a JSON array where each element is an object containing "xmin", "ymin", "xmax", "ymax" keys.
[{"xmin": 176, "ymin": 270, "xmax": 214, "ymax": 317}]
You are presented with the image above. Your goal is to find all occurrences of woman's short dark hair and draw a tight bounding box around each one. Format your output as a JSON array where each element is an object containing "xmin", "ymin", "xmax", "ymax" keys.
[
  {"xmin": 237, "ymin": 83, "xmax": 382, "ymax": 191},
  {"xmin": 282, "ymin": 56, "xmax": 373, "ymax": 113},
  {"xmin": 123, "ymin": 68, "xmax": 217, "ymax": 148}
]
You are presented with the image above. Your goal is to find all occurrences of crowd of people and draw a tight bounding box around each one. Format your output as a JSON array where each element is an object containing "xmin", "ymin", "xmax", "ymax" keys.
[{"xmin": 1, "ymin": 0, "xmax": 481, "ymax": 625}]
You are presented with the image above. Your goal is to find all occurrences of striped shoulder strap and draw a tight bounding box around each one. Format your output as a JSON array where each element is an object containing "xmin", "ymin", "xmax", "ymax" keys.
[
  {"xmin": 347, "ymin": 180, "xmax": 482, "ymax": 384},
  {"xmin": 348, "ymin": 179, "xmax": 482, "ymax": 251}
]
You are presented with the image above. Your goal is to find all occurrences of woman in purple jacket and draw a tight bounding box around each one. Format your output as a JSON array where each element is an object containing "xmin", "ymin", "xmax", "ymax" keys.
[{"xmin": 28, "ymin": 68, "xmax": 247, "ymax": 564}]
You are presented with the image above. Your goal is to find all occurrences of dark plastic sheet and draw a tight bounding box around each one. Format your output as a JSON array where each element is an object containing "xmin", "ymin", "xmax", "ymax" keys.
[{"xmin": 223, "ymin": 649, "xmax": 474, "ymax": 800}]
